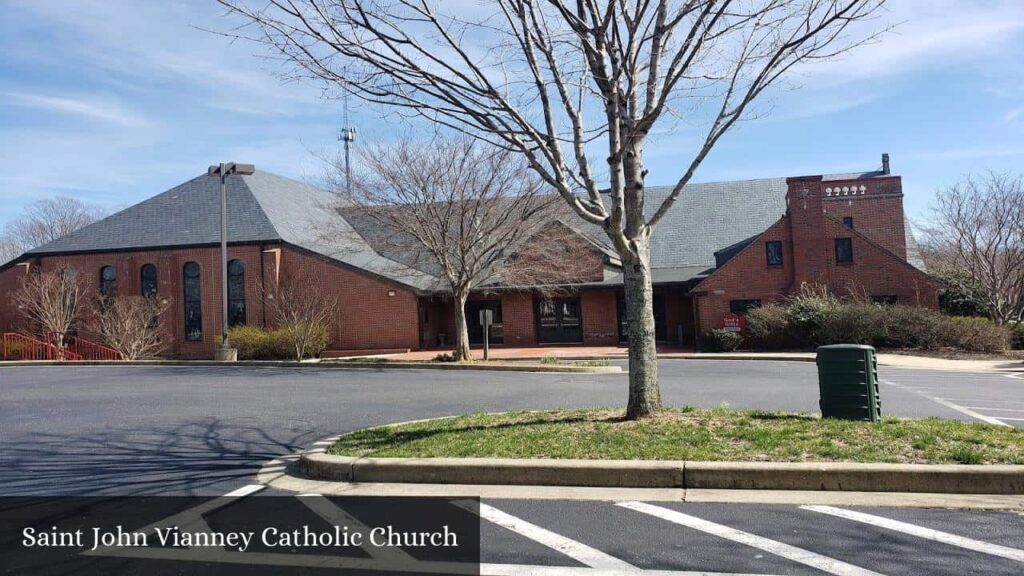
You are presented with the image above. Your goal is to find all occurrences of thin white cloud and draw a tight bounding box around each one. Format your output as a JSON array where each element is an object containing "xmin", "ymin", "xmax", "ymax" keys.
[
  {"xmin": 1006, "ymin": 106, "xmax": 1024, "ymax": 123},
  {"xmin": 794, "ymin": 0, "xmax": 1024, "ymax": 87},
  {"xmin": 1, "ymin": 91, "xmax": 152, "ymax": 127}
]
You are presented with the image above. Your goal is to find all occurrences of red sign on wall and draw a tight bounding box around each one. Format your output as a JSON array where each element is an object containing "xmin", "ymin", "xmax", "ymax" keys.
[{"xmin": 719, "ymin": 312, "xmax": 746, "ymax": 333}]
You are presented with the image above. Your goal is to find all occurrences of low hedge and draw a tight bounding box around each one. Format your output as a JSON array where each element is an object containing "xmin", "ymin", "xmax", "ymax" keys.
[
  {"xmin": 227, "ymin": 324, "xmax": 330, "ymax": 360},
  {"xmin": 703, "ymin": 328, "xmax": 743, "ymax": 352},
  {"xmin": 744, "ymin": 296, "xmax": 1010, "ymax": 353}
]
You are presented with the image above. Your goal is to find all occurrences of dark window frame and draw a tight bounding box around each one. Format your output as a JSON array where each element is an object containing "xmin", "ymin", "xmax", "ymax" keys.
[
  {"xmin": 140, "ymin": 263, "xmax": 158, "ymax": 298},
  {"xmin": 842, "ymin": 216, "xmax": 854, "ymax": 229},
  {"xmin": 99, "ymin": 265, "xmax": 117, "ymax": 299},
  {"xmin": 765, "ymin": 241, "xmax": 784, "ymax": 266},
  {"xmin": 183, "ymin": 261, "xmax": 202, "ymax": 341},
  {"xmin": 729, "ymin": 299, "xmax": 761, "ymax": 315},
  {"xmin": 535, "ymin": 296, "xmax": 583, "ymax": 343},
  {"xmin": 835, "ymin": 237, "xmax": 854, "ymax": 264},
  {"xmin": 227, "ymin": 259, "xmax": 247, "ymax": 327}
]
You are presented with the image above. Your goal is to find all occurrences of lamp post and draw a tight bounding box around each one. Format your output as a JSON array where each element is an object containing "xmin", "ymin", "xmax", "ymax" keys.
[{"xmin": 207, "ymin": 162, "xmax": 255, "ymax": 362}]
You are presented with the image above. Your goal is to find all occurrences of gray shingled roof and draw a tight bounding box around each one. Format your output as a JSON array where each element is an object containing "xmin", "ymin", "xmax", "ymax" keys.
[
  {"xmin": 26, "ymin": 169, "xmax": 437, "ymax": 290},
  {"xmin": 22, "ymin": 167, "xmax": 919, "ymax": 289}
]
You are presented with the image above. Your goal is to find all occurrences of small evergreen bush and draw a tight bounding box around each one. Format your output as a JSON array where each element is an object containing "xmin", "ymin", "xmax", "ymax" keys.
[{"xmin": 704, "ymin": 329, "xmax": 742, "ymax": 352}]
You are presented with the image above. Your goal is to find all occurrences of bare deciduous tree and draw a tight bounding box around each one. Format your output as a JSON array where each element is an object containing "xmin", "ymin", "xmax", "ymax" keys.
[
  {"xmin": 12, "ymin": 268, "xmax": 84, "ymax": 357},
  {"xmin": 926, "ymin": 172, "xmax": 1024, "ymax": 325},
  {"xmin": 261, "ymin": 271, "xmax": 339, "ymax": 361},
  {"xmin": 3, "ymin": 196, "xmax": 107, "ymax": 257},
  {"xmin": 218, "ymin": 0, "xmax": 888, "ymax": 417},
  {"xmin": 332, "ymin": 136, "xmax": 573, "ymax": 361},
  {"xmin": 89, "ymin": 296, "xmax": 171, "ymax": 360}
]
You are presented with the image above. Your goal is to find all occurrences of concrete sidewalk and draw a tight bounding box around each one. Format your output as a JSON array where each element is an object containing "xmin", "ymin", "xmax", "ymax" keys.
[{"xmin": 381, "ymin": 346, "xmax": 1024, "ymax": 373}]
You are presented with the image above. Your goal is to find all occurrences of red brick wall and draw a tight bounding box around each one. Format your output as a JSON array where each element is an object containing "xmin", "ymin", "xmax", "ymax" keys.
[
  {"xmin": 0, "ymin": 246, "xmax": 266, "ymax": 358},
  {"xmin": 822, "ymin": 217, "xmax": 937, "ymax": 307},
  {"xmin": 822, "ymin": 176, "xmax": 907, "ymax": 259},
  {"xmin": 277, "ymin": 247, "xmax": 420, "ymax": 351},
  {"xmin": 581, "ymin": 289, "xmax": 617, "ymax": 345},
  {"xmin": 501, "ymin": 292, "xmax": 536, "ymax": 346},
  {"xmin": 694, "ymin": 216, "xmax": 795, "ymax": 334},
  {"xmin": 0, "ymin": 244, "xmax": 422, "ymax": 357},
  {"xmin": 693, "ymin": 174, "xmax": 938, "ymax": 345}
]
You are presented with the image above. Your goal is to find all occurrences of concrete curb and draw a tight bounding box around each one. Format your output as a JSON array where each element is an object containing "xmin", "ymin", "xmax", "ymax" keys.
[
  {"xmin": 301, "ymin": 444, "xmax": 1024, "ymax": 495},
  {"xmin": 0, "ymin": 359, "xmax": 621, "ymax": 374}
]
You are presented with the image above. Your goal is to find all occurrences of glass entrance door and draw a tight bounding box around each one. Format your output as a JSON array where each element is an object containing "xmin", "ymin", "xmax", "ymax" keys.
[
  {"xmin": 465, "ymin": 300, "xmax": 503, "ymax": 345},
  {"xmin": 536, "ymin": 297, "xmax": 583, "ymax": 343},
  {"xmin": 617, "ymin": 294, "xmax": 667, "ymax": 342}
]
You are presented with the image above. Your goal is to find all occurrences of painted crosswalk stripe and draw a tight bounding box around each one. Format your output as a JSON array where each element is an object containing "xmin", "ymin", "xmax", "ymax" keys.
[
  {"xmin": 617, "ymin": 502, "xmax": 884, "ymax": 576},
  {"xmin": 223, "ymin": 483, "xmax": 265, "ymax": 497},
  {"xmin": 882, "ymin": 381, "xmax": 1010, "ymax": 426},
  {"xmin": 299, "ymin": 494, "xmax": 414, "ymax": 562},
  {"xmin": 454, "ymin": 501, "xmax": 636, "ymax": 571},
  {"xmin": 802, "ymin": 506, "xmax": 1024, "ymax": 563}
]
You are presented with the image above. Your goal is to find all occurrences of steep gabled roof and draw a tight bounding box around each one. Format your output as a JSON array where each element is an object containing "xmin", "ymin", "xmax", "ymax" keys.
[
  {"xmin": 16, "ymin": 167, "xmax": 892, "ymax": 290},
  {"xmin": 24, "ymin": 169, "xmax": 437, "ymax": 290}
]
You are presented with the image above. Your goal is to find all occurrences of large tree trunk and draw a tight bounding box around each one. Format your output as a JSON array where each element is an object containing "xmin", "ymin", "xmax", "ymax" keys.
[
  {"xmin": 453, "ymin": 291, "xmax": 472, "ymax": 361},
  {"xmin": 623, "ymin": 238, "xmax": 662, "ymax": 419}
]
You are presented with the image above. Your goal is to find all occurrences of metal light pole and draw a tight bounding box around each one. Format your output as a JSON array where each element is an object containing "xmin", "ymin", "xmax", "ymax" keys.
[{"xmin": 207, "ymin": 162, "xmax": 255, "ymax": 361}]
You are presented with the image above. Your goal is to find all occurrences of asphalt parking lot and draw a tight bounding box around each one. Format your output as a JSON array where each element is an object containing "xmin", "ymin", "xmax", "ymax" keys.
[
  {"xmin": 2, "ymin": 360, "xmax": 1022, "ymax": 497},
  {"xmin": 3, "ymin": 361, "xmax": 1022, "ymax": 575},
  {"xmin": 5, "ymin": 490, "xmax": 1021, "ymax": 575}
]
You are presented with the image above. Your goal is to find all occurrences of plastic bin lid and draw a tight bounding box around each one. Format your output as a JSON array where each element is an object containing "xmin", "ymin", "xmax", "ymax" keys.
[{"xmin": 816, "ymin": 344, "xmax": 876, "ymax": 351}]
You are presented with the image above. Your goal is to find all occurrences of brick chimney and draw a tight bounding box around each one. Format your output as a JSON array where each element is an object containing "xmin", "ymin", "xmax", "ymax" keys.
[
  {"xmin": 882, "ymin": 153, "xmax": 890, "ymax": 175},
  {"xmin": 786, "ymin": 175, "xmax": 828, "ymax": 287}
]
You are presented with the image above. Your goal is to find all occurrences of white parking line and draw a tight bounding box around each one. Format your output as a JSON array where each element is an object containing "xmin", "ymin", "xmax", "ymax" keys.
[
  {"xmin": 298, "ymin": 494, "xmax": 414, "ymax": 562},
  {"xmin": 224, "ymin": 484, "xmax": 265, "ymax": 497},
  {"xmin": 937, "ymin": 398, "xmax": 1024, "ymax": 405},
  {"xmin": 617, "ymin": 502, "xmax": 884, "ymax": 576},
  {"xmin": 963, "ymin": 406, "xmax": 1024, "ymax": 413},
  {"xmin": 882, "ymin": 381, "xmax": 1010, "ymax": 426},
  {"xmin": 802, "ymin": 506, "xmax": 1024, "ymax": 563},
  {"xmin": 455, "ymin": 501, "xmax": 636, "ymax": 571}
]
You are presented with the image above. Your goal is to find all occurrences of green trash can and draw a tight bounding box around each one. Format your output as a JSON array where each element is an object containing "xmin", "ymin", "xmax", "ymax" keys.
[{"xmin": 815, "ymin": 344, "xmax": 881, "ymax": 422}]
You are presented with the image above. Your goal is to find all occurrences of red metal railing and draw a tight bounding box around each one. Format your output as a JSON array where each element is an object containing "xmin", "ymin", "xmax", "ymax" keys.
[
  {"xmin": 44, "ymin": 332, "xmax": 121, "ymax": 361},
  {"xmin": 67, "ymin": 336, "xmax": 120, "ymax": 361},
  {"xmin": 2, "ymin": 333, "xmax": 83, "ymax": 361}
]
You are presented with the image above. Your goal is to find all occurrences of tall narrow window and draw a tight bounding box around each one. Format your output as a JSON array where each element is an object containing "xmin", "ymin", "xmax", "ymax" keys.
[
  {"xmin": 765, "ymin": 241, "xmax": 783, "ymax": 266},
  {"xmin": 183, "ymin": 262, "xmax": 202, "ymax": 341},
  {"xmin": 99, "ymin": 266, "xmax": 117, "ymax": 299},
  {"xmin": 227, "ymin": 259, "xmax": 246, "ymax": 327},
  {"xmin": 140, "ymin": 264, "xmax": 158, "ymax": 298},
  {"xmin": 835, "ymin": 238, "xmax": 854, "ymax": 263}
]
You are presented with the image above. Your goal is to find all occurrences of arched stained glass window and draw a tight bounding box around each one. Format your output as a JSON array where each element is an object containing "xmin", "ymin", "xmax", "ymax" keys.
[
  {"xmin": 140, "ymin": 264, "xmax": 158, "ymax": 298},
  {"xmin": 183, "ymin": 262, "xmax": 202, "ymax": 341},
  {"xmin": 227, "ymin": 259, "xmax": 246, "ymax": 327},
  {"xmin": 99, "ymin": 266, "xmax": 117, "ymax": 300}
]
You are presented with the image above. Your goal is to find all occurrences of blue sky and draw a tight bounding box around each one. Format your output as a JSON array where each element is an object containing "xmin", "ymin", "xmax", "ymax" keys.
[{"xmin": 1, "ymin": 0, "xmax": 1023, "ymax": 230}]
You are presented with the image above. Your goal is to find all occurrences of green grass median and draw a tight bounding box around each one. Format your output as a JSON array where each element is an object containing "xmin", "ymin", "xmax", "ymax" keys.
[{"xmin": 329, "ymin": 408, "xmax": 1024, "ymax": 465}]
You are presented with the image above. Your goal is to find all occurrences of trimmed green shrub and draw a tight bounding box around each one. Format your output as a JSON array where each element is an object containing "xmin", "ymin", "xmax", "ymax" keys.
[
  {"xmin": 815, "ymin": 302, "xmax": 884, "ymax": 346},
  {"xmin": 228, "ymin": 323, "xmax": 331, "ymax": 360},
  {"xmin": 941, "ymin": 317, "xmax": 1008, "ymax": 353},
  {"xmin": 742, "ymin": 297, "xmax": 1010, "ymax": 353},
  {"xmin": 876, "ymin": 305, "xmax": 946, "ymax": 350},
  {"xmin": 785, "ymin": 291, "xmax": 838, "ymax": 345},
  {"xmin": 745, "ymin": 304, "xmax": 793, "ymax": 349},
  {"xmin": 228, "ymin": 325, "xmax": 274, "ymax": 360},
  {"xmin": 704, "ymin": 329, "xmax": 742, "ymax": 352}
]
